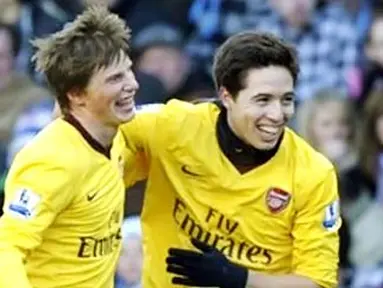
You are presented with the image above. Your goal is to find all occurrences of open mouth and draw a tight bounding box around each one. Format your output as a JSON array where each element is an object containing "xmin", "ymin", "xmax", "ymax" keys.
[
  {"xmin": 115, "ymin": 98, "xmax": 134, "ymax": 111},
  {"xmin": 256, "ymin": 125, "xmax": 282, "ymax": 141}
]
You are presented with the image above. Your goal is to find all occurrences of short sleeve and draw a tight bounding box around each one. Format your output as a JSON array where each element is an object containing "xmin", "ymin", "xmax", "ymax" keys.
[
  {"xmin": 292, "ymin": 168, "xmax": 341, "ymax": 288},
  {"xmin": 0, "ymin": 155, "xmax": 77, "ymax": 287}
]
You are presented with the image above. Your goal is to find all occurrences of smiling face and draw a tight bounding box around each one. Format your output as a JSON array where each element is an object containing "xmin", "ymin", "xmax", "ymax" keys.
[
  {"xmin": 69, "ymin": 52, "xmax": 139, "ymax": 127},
  {"xmin": 221, "ymin": 66, "xmax": 295, "ymax": 150}
]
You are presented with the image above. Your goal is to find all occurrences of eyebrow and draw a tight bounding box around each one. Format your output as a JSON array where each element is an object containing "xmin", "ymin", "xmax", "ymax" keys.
[
  {"xmin": 105, "ymin": 70, "xmax": 124, "ymax": 82},
  {"xmin": 252, "ymin": 92, "xmax": 295, "ymax": 98}
]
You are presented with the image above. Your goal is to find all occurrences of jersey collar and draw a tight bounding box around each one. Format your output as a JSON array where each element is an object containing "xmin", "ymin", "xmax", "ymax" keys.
[
  {"xmin": 216, "ymin": 106, "xmax": 282, "ymax": 170},
  {"xmin": 63, "ymin": 114, "xmax": 111, "ymax": 159}
]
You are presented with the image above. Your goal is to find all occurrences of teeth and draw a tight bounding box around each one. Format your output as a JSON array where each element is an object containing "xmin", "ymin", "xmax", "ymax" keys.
[
  {"xmin": 116, "ymin": 99, "xmax": 132, "ymax": 106},
  {"xmin": 258, "ymin": 126, "xmax": 279, "ymax": 134}
]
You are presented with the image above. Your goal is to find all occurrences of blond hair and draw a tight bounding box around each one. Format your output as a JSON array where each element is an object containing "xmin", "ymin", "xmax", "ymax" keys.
[
  {"xmin": 32, "ymin": 6, "xmax": 131, "ymax": 113},
  {"xmin": 295, "ymin": 89, "xmax": 357, "ymax": 149}
]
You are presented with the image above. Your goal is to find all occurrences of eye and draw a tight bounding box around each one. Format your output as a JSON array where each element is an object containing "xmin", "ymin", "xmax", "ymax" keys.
[
  {"xmin": 255, "ymin": 97, "xmax": 269, "ymax": 105},
  {"xmin": 107, "ymin": 73, "xmax": 124, "ymax": 83},
  {"xmin": 282, "ymin": 95, "xmax": 294, "ymax": 105}
]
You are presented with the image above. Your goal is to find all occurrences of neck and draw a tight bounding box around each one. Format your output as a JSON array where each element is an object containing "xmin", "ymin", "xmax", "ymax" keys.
[
  {"xmin": 216, "ymin": 107, "xmax": 282, "ymax": 173},
  {"xmin": 226, "ymin": 112, "xmax": 251, "ymax": 146},
  {"xmin": 70, "ymin": 109, "xmax": 117, "ymax": 148}
]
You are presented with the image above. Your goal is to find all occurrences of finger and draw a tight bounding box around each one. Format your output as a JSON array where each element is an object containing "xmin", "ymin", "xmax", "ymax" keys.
[
  {"xmin": 191, "ymin": 238, "xmax": 213, "ymax": 253},
  {"xmin": 166, "ymin": 255, "xmax": 201, "ymax": 267},
  {"xmin": 166, "ymin": 264, "xmax": 190, "ymax": 277},
  {"xmin": 172, "ymin": 277, "xmax": 199, "ymax": 286},
  {"xmin": 168, "ymin": 248, "xmax": 203, "ymax": 259},
  {"xmin": 173, "ymin": 277, "xmax": 212, "ymax": 287}
]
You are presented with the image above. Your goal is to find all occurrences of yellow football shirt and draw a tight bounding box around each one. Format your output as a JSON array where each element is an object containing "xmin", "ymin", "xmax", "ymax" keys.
[
  {"xmin": 0, "ymin": 117, "xmax": 133, "ymax": 288},
  {"xmin": 120, "ymin": 100, "xmax": 341, "ymax": 288}
]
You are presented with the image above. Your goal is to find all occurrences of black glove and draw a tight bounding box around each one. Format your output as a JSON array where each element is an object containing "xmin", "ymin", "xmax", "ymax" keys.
[{"xmin": 166, "ymin": 238, "xmax": 248, "ymax": 287}]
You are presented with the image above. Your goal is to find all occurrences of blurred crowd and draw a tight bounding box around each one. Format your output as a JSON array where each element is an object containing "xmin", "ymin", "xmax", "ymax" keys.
[{"xmin": 1, "ymin": 0, "xmax": 383, "ymax": 287}]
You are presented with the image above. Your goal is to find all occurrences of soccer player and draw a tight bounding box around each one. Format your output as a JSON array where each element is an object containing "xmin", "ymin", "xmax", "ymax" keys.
[
  {"xmin": 121, "ymin": 32, "xmax": 340, "ymax": 288},
  {"xmin": 0, "ymin": 7, "xmax": 140, "ymax": 288}
]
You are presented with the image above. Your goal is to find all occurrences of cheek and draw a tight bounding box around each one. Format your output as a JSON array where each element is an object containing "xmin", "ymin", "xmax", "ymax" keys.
[
  {"xmin": 284, "ymin": 105, "xmax": 295, "ymax": 119},
  {"xmin": 311, "ymin": 119, "xmax": 328, "ymax": 140},
  {"xmin": 238, "ymin": 107, "xmax": 258, "ymax": 127},
  {"xmin": 100, "ymin": 87, "xmax": 120, "ymax": 106}
]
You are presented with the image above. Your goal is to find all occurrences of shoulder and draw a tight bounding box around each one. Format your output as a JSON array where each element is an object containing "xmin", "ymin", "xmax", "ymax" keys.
[
  {"xmin": 284, "ymin": 127, "xmax": 335, "ymax": 182},
  {"xmin": 13, "ymin": 119, "xmax": 88, "ymax": 172},
  {"xmin": 130, "ymin": 99, "xmax": 219, "ymax": 135},
  {"xmin": 136, "ymin": 99, "xmax": 218, "ymax": 118}
]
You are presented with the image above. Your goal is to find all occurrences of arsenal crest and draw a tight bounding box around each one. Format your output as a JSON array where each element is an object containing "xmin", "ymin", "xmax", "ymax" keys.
[{"xmin": 266, "ymin": 188, "xmax": 291, "ymax": 214}]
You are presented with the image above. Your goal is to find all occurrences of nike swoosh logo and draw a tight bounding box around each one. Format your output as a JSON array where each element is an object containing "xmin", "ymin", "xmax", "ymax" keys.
[
  {"xmin": 87, "ymin": 191, "xmax": 99, "ymax": 201},
  {"xmin": 181, "ymin": 165, "xmax": 202, "ymax": 177}
]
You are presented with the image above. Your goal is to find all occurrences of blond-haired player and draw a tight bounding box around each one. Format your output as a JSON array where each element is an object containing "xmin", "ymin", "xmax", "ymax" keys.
[{"xmin": 0, "ymin": 7, "xmax": 139, "ymax": 288}]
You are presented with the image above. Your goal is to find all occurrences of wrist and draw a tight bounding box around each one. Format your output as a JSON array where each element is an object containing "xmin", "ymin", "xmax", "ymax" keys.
[{"xmin": 221, "ymin": 262, "xmax": 248, "ymax": 288}]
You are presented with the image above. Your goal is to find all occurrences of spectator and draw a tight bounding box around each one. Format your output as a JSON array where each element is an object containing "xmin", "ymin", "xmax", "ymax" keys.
[
  {"xmin": 16, "ymin": 0, "xmax": 138, "ymax": 77},
  {"xmin": 115, "ymin": 216, "xmax": 142, "ymax": 288},
  {"xmin": 0, "ymin": 22, "xmax": 50, "ymax": 181},
  {"xmin": 348, "ymin": 10, "xmax": 383, "ymax": 107},
  {"xmin": 133, "ymin": 23, "xmax": 215, "ymax": 102},
  {"xmin": 6, "ymin": 98, "xmax": 54, "ymax": 168},
  {"xmin": 295, "ymin": 88, "xmax": 358, "ymax": 173},
  {"xmin": 133, "ymin": 23, "xmax": 191, "ymax": 97},
  {"xmin": 126, "ymin": 0, "xmax": 194, "ymax": 36},
  {"xmin": 340, "ymin": 90, "xmax": 383, "ymax": 267},
  {"xmin": 338, "ymin": 0, "xmax": 373, "ymax": 42},
  {"xmin": 186, "ymin": 0, "xmax": 359, "ymax": 101}
]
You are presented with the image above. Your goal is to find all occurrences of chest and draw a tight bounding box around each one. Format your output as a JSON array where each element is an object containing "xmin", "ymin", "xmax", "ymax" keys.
[
  {"xmin": 154, "ymin": 142, "xmax": 297, "ymax": 240},
  {"xmin": 57, "ymin": 154, "xmax": 126, "ymax": 234}
]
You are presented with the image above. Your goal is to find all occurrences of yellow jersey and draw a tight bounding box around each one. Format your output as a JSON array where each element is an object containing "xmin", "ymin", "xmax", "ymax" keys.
[
  {"xmin": 0, "ymin": 116, "xmax": 134, "ymax": 288},
  {"xmin": 121, "ymin": 100, "xmax": 341, "ymax": 288}
]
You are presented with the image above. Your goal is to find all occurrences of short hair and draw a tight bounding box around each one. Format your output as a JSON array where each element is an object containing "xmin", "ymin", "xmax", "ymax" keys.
[
  {"xmin": 0, "ymin": 22, "xmax": 21, "ymax": 56},
  {"xmin": 212, "ymin": 32, "xmax": 299, "ymax": 97},
  {"xmin": 32, "ymin": 6, "xmax": 131, "ymax": 112}
]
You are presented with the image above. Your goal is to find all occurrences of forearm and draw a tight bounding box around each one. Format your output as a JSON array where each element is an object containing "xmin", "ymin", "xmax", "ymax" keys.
[
  {"xmin": 0, "ymin": 245, "xmax": 33, "ymax": 288},
  {"xmin": 246, "ymin": 271, "xmax": 319, "ymax": 288}
]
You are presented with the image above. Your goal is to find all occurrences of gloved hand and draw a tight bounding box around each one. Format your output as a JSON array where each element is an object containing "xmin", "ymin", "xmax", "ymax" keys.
[{"xmin": 166, "ymin": 238, "xmax": 248, "ymax": 287}]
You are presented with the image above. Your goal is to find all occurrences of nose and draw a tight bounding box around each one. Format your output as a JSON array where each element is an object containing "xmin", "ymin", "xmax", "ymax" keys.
[
  {"xmin": 124, "ymin": 71, "xmax": 139, "ymax": 91},
  {"xmin": 266, "ymin": 101, "xmax": 284, "ymax": 123},
  {"xmin": 130, "ymin": 72, "xmax": 140, "ymax": 91}
]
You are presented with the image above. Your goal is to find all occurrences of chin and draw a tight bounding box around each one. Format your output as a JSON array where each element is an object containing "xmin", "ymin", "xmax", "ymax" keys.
[
  {"xmin": 120, "ymin": 114, "xmax": 135, "ymax": 124},
  {"xmin": 252, "ymin": 139, "xmax": 279, "ymax": 151},
  {"xmin": 116, "ymin": 110, "xmax": 136, "ymax": 124}
]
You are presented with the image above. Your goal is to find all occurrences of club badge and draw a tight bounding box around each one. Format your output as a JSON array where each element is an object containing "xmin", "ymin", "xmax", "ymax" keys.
[{"xmin": 266, "ymin": 187, "xmax": 291, "ymax": 214}]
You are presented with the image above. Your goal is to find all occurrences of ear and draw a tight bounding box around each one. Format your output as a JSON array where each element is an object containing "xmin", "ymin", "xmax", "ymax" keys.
[
  {"xmin": 67, "ymin": 88, "xmax": 86, "ymax": 107},
  {"xmin": 218, "ymin": 87, "xmax": 234, "ymax": 110}
]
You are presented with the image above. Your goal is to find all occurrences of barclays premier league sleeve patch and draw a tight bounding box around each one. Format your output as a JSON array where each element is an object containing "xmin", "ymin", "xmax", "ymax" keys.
[
  {"xmin": 8, "ymin": 188, "xmax": 41, "ymax": 220},
  {"xmin": 322, "ymin": 200, "xmax": 340, "ymax": 232}
]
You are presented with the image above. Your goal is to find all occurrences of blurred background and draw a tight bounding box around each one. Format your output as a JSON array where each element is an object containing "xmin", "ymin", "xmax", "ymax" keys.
[{"xmin": 1, "ymin": 0, "xmax": 383, "ymax": 287}]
